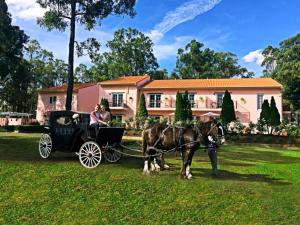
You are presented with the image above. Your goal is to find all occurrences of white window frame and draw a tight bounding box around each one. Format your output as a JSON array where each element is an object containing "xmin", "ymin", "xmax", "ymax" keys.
[
  {"xmin": 216, "ymin": 93, "xmax": 224, "ymax": 108},
  {"xmin": 257, "ymin": 93, "xmax": 264, "ymax": 110},
  {"xmin": 188, "ymin": 93, "xmax": 196, "ymax": 108},
  {"xmin": 112, "ymin": 93, "xmax": 124, "ymax": 107},
  {"xmin": 149, "ymin": 94, "xmax": 161, "ymax": 108}
]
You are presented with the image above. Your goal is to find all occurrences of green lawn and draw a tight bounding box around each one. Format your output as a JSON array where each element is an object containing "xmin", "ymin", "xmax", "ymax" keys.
[{"xmin": 1, "ymin": 133, "xmax": 300, "ymax": 225}]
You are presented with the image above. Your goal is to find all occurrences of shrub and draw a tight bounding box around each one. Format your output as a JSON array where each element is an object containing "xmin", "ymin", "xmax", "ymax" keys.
[
  {"xmin": 248, "ymin": 121, "xmax": 256, "ymax": 134},
  {"xmin": 285, "ymin": 123, "xmax": 300, "ymax": 137},
  {"xmin": 0, "ymin": 125, "xmax": 46, "ymax": 133},
  {"xmin": 233, "ymin": 120, "xmax": 245, "ymax": 134}
]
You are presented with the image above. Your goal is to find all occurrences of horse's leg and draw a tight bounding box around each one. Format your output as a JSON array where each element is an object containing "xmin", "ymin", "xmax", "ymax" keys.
[
  {"xmin": 180, "ymin": 149, "xmax": 189, "ymax": 179},
  {"xmin": 157, "ymin": 153, "xmax": 170, "ymax": 170},
  {"xmin": 186, "ymin": 149, "xmax": 195, "ymax": 179},
  {"xmin": 143, "ymin": 146, "xmax": 150, "ymax": 175},
  {"xmin": 153, "ymin": 157, "xmax": 161, "ymax": 172},
  {"xmin": 150, "ymin": 154, "xmax": 156, "ymax": 172}
]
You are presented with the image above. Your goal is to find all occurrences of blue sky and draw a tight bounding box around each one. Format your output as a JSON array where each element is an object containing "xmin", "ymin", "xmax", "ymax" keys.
[{"xmin": 6, "ymin": 0, "xmax": 300, "ymax": 77}]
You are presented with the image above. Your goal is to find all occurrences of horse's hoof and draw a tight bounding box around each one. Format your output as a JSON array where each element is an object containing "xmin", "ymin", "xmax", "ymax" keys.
[
  {"xmin": 163, "ymin": 164, "xmax": 170, "ymax": 170},
  {"xmin": 154, "ymin": 164, "xmax": 160, "ymax": 172},
  {"xmin": 187, "ymin": 174, "xmax": 193, "ymax": 179},
  {"xmin": 143, "ymin": 170, "xmax": 150, "ymax": 176}
]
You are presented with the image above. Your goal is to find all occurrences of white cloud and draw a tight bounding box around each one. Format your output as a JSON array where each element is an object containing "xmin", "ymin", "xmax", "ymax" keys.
[
  {"xmin": 243, "ymin": 49, "xmax": 265, "ymax": 65},
  {"xmin": 6, "ymin": 0, "xmax": 45, "ymax": 20},
  {"xmin": 147, "ymin": 0, "xmax": 221, "ymax": 42},
  {"xmin": 153, "ymin": 36, "xmax": 194, "ymax": 60}
]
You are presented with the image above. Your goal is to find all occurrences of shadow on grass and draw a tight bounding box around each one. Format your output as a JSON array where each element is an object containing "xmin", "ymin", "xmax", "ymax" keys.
[
  {"xmin": 192, "ymin": 168, "xmax": 291, "ymax": 185},
  {"xmin": 223, "ymin": 150, "xmax": 300, "ymax": 164}
]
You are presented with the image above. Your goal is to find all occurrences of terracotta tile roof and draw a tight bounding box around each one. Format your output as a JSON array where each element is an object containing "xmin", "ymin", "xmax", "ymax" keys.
[
  {"xmin": 99, "ymin": 75, "xmax": 149, "ymax": 86},
  {"xmin": 142, "ymin": 78, "xmax": 282, "ymax": 90},
  {"xmin": 38, "ymin": 83, "xmax": 97, "ymax": 93}
]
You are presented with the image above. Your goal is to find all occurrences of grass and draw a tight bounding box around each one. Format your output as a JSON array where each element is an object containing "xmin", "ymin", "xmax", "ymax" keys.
[{"xmin": 1, "ymin": 132, "xmax": 300, "ymax": 225}]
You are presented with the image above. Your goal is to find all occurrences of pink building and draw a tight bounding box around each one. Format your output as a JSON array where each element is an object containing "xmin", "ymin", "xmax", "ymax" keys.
[
  {"xmin": 98, "ymin": 75, "xmax": 151, "ymax": 121},
  {"xmin": 36, "ymin": 75, "xmax": 284, "ymax": 124},
  {"xmin": 36, "ymin": 83, "xmax": 98, "ymax": 124},
  {"xmin": 142, "ymin": 78, "xmax": 283, "ymax": 123}
]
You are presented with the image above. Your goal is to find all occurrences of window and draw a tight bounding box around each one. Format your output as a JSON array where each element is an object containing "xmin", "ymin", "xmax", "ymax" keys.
[
  {"xmin": 257, "ymin": 94, "xmax": 264, "ymax": 109},
  {"xmin": 112, "ymin": 115, "xmax": 122, "ymax": 122},
  {"xmin": 112, "ymin": 93, "xmax": 123, "ymax": 107},
  {"xmin": 149, "ymin": 94, "xmax": 161, "ymax": 108},
  {"xmin": 49, "ymin": 96, "xmax": 57, "ymax": 104},
  {"xmin": 216, "ymin": 93, "xmax": 224, "ymax": 108},
  {"xmin": 149, "ymin": 115, "xmax": 161, "ymax": 120},
  {"xmin": 188, "ymin": 94, "xmax": 195, "ymax": 108}
]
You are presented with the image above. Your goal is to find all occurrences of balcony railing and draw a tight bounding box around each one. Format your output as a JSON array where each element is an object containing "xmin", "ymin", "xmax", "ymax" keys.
[
  {"xmin": 147, "ymin": 100, "xmax": 220, "ymax": 109},
  {"xmin": 109, "ymin": 102, "xmax": 126, "ymax": 108}
]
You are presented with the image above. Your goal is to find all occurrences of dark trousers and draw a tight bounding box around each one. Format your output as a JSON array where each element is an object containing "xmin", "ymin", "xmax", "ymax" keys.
[
  {"xmin": 208, "ymin": 147, "xmax": 218, "ymax": 174},
  {"xmin": 90, "ymin": 123, "xmax": 99, "ymax": 138}
]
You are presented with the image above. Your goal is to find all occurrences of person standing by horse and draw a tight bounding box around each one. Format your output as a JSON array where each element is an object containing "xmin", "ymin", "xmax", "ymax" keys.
[{"xmin": 206, "ymin": 119, "xmax": 221, "ymax": 176}]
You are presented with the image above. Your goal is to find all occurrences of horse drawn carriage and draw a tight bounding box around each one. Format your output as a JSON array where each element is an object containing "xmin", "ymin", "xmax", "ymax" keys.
[
  {"xmin": 38, "ymin": 111, "xmax": 124, "ymax": 168},
  {"xmin": 39, "ymin": 110, "xmax": 225, "ymax": 178}
]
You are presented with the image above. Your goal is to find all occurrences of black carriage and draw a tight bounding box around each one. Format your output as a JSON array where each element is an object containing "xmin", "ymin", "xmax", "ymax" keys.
[{"xmin": 38, "ymin": 111, "xmax": 124, "ymax": 168}]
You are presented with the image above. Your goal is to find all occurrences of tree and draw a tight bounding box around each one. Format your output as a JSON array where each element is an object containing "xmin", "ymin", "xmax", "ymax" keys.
[
  {"xmin": 2, "ymin": 60, "xmax": 32, "ymax": 112},
  {"xmin": 220, "ymin": 90, "xmax": 236, "ymax": 126},
  {"xmin": 136, "ymin": 93, "xmax": 148, "ymax": 124},
  {"xmin": 148, "ymin": 69, "xmax": 168, "ymax": 80},
  {"xmin": 0, "ymin": 0, "xmax": 28, "ymax": 105},
  {"xmin": 100, "ymin": 98, "xmax": 110, "ymax": 113},
  {"xmin": 175, "ymin": 40, "xmax": 253, "ymax": 79},
  {"xmin": 262, "ymin": 34, "xmax": 300, "ymax": 111},
  {"xmin": 259, "ymin": 99, "xmax": 271, "ymax": 134},
  {"xmin": 23, "ymin": 39, "xmax": 68, "ymax": 113},
  {"xmin": 37, "ymin": 0, "xmax": 136, "ymax": 110},
  {"xmin": 183, "ymin": 91, "xmax": 193, "ymax": 121},
  {"xmin": 90, "ymin": 28, "xmax": 158, "ymax": 79},
  {"xmin": 175, "ymin": 92, "xmax": 183, "ymax": 122},
  {"xmin": 269, "ymin": 96, "xmax": 281, "ymax": 133}
]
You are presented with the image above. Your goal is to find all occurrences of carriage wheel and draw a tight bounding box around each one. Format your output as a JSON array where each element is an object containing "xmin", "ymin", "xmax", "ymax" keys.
[
  {"xmin": 103, "ymin": 145, "xmax": 122, "ymax": 163},
  {"xmin": 39, "ymin": 134, "xmax": 52, "ymax": 159},
  {"xmin": 79, "ymin": 141, "xmax": 102, "ymax": 169}
]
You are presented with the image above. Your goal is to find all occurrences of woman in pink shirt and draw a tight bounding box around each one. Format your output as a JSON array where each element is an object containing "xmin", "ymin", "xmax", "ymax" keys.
[{"xmin": 90, "ymin": 104, "xmax": 111, "ymax": 137}]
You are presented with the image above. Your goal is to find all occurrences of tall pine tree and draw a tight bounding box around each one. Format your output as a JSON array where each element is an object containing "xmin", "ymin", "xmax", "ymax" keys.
[
  {"xmin": 175, "ymin": 92, "xmax": 183, "ymax": 122},
  {"xmin": 220, "ymin": 90, "xmax": 236, "ymax": 126},
  {"xmin": 37, "ymin": 0, "xmax": 136, "ymax": 110},
  {"xmin": 269, "ymin": 96, "xmax": 280, "ymax": 133},
  {"xmin": 259, "ymin": 99, "xmax": 271, "ymax": 134},
  {"xmin": 137, "ymin": 93, "xmax": 148, "ymax": 124},
  {"xmin": 183, "ymin": 91, "xmax": 193, "ymax": 121}
]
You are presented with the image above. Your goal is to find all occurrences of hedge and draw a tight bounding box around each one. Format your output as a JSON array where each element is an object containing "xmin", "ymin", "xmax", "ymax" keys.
[
  {"xmin": 0, "ymin": 125, "xmax": 46, "ymax": 133},
  {"xmin": 226, "ymin": 134, "xmax": 300, "ymax": 146}
]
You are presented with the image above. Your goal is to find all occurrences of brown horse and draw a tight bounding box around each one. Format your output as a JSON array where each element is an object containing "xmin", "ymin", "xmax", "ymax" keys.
[{"xmin": 142, "ymin": 121, "xmax": 224, "ymax": 179}]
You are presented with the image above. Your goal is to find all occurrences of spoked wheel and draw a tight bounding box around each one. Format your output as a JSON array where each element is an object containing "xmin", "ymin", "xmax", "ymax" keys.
[
  {"xmin": 39, "ymin": 134, "xmax": 53, "ymax": 159},
  {"xmin": 79, "ymin": 141, "xmax": 102, "ymax": 168},
  {"xmin": 103, "ymin": 144, "xmax": 122, "ymax": 163}
]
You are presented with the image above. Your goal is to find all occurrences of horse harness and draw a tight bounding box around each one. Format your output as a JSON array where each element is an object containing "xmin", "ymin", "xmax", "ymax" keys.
[{"xmin": 152, "ymin": 124, "xmax": 185, "ymax": 151}]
